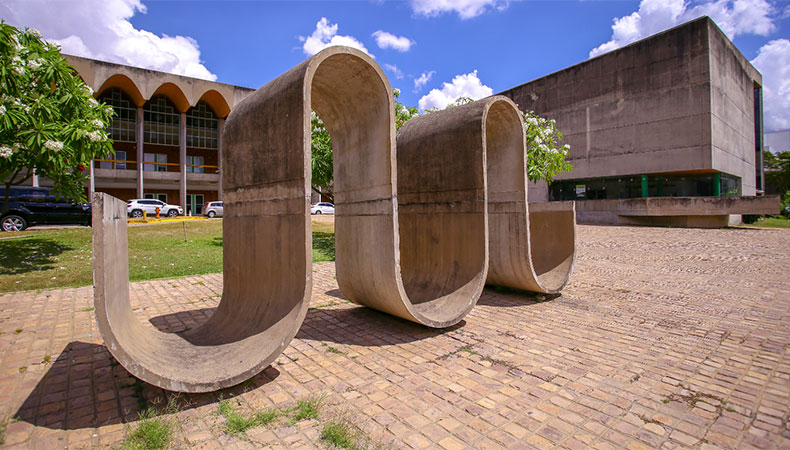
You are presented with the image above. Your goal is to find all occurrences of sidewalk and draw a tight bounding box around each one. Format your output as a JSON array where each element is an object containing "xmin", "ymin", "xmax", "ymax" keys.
[{"xmin": 0, "ymin": 225, "xmax": 788, "ymax": 449}]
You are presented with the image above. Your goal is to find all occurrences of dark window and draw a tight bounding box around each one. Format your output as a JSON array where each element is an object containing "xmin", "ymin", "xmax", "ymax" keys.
[
  {"xmin": 144, "ymin": 95, "xmax": 180, "ymax": 145},
  {"xmin": 186, "ymin": 101, "xmax": 218, "ymax": 149},
  {"xmin": 99, "ymin": 87, "xmax": 137, "ymax": 142}
]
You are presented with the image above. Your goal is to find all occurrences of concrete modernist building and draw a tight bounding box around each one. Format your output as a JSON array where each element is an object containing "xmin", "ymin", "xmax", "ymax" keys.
[
  {"xmin": 500, "ymin": 17, "xmax": 777, "ymax": 225},
  {"xmin": 65, "ymin": 55, "xmax": 254, "ymax": 215}
]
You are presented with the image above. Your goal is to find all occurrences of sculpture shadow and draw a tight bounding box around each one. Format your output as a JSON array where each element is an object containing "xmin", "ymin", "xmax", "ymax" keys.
[
  {"xmin": 12, "ymin": 341, "xmax": 279, "ymax": 430},
  {"xmin": 297, "ymin": 303, "xmax": 465, "ymax": 346},
  {"xmin": 477, "ymin": 286, "xmax": 562, "ymax": 308},
  {"xmin": 0, "ymin": 237, "xmax": 73, "ymax": 275}
]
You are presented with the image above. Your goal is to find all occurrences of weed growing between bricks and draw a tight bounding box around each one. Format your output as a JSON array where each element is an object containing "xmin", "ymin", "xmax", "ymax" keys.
[
  {"xmin": 217, "ymin": 393, "xmax": 325, "ymax": 435},
  {"xmin": 116, "ymin": 409, "xmax": 175, "ymax": 450}
]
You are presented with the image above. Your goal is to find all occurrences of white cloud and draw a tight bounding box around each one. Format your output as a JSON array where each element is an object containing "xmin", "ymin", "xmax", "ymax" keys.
[
  {"xmin": 418, "ymin": 70, "xmax": 492, "ymax": 111},
  {"xmin": 410, "ymin": 0, "xmax": 509, "ymax": 19},
  {"xmin": 383, "ymin": 64, "xmax": 404, "ymax": 79},
  {"xmin": 372, "ymin": 30, "xmax": 414, "ymax": 52},
  {"xmin": 0, "ymin": 0, "xmax": 217, "ymax": 80},
  {"xmin": 752, "ymin": 39, "xmax": 790, "ymax": 132},
  {"xmin": 590, "ymin": 0, "xmax": 776, "ymax": 58},
  {"xmin": 300, "ymin": 17, "xmax": 372, "ymax": 57},
  {"xmin": 414, "ymin": 70, "xmax": 435, "ymax": 91}
]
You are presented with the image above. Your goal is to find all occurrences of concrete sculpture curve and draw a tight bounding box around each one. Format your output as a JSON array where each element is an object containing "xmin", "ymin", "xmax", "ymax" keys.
[
  {"xmin": 396, "ymin": 96, "xmax": 576, "ymax": 295},
  {"xmin": 92, "ymin": 47, "xmax": 491, "ymax": 392}
]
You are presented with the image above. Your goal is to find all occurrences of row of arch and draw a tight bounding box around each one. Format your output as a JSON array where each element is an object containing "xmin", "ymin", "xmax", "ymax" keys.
[{"xmin": 95, "ymin": 73, "xmax": 233, "ymax": 118}]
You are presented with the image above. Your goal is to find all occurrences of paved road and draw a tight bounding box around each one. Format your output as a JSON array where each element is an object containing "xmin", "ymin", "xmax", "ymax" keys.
[{"xmin": 0, "ymin": 225, "xmax": 788, "ymax": 449}]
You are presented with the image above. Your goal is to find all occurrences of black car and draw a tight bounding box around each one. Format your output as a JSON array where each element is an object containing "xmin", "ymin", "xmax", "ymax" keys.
[{"xmin": 0, "ymin": 186, "xmax": 91, "ymax": 231}]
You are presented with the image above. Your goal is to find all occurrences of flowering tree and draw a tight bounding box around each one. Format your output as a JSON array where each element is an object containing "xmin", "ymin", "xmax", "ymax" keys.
[
  {"xmin": 522, "ymin": 110, "xmax": 572, "ymax": 184},
  {"xmin": 0, "ymin": 22, "xmax": 114, "ymax": 213}
]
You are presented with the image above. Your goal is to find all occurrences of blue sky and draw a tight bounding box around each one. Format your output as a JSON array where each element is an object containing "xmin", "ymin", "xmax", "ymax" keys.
[{"xmin": 2, "ymin": 0, "xmax": 789, "ymax": 130}]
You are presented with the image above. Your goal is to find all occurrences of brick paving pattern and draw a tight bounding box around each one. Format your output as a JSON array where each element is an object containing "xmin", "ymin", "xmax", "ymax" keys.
[{"xmin": 0, "ymin": 225, "xmax": 788, "ymax": 449}]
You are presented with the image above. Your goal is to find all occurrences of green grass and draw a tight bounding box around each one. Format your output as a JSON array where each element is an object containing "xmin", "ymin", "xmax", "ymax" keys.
[
  {"xmin": 217, "ymin": 400, "xmax": 281, "ymax": 434},
  {"xmin": 291, "ymin": 395, "xmax": 323, "ymax": 422},
  {"xmin": 747, "ymin": 216, "xmax": 790, "ymax": 228},
  {"xmin": 0, "ymin": 218, "xmax": 336, "ymax": 293},
  {"xmin": 321, "ymin": 420, "xmax": 359, "ymax": 449},
  {"xmin": 115, "ymin": 409, "xmax": 174, "ymax": 450}
]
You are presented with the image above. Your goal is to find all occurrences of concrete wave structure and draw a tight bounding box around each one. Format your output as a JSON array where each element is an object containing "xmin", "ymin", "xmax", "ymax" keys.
[{"xmin": 92, "ymin": 46, "xmax": 575, "ymax": 393}]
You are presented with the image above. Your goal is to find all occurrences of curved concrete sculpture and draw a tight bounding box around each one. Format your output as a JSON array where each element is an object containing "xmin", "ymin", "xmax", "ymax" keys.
[
  {"xmin": 92, "ymin": 47, "xmax": 491, "ymax": 392},
  {"xmin": 397, "ymin": 97, "xmax": 576, "ymax": 295}
]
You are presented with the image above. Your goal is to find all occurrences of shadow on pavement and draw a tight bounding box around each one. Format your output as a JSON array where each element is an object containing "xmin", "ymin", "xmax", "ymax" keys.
[{"xmin": 13, "ymin": 341, "xmax": 278, "ymax": 430}]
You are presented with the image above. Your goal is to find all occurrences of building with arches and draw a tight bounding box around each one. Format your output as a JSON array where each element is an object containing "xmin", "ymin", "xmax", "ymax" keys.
[{"xmin": 65, "ymin": 55, "xmax": 255, "ymax": 215}]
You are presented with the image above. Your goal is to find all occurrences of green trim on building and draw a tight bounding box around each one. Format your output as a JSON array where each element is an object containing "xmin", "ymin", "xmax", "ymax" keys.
[
  {"xmin": 641, "ymin": 175, "xmax": 649, "ymax": 198},
  {"xmin": 713, "ymin": 173, "xmax": 721, "ymax": 196}
]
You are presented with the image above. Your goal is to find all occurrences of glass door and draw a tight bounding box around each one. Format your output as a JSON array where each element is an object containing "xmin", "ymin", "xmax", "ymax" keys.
[{"xmin": 186, "ymin": 194, "xmax": 204, "ymax": 215}]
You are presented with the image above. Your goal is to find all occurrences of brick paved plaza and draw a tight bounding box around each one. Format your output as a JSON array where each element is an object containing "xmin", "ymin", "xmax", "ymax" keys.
[{"xmin": 0, "ymin": 224, "xmax": 788, "ymax": 449}]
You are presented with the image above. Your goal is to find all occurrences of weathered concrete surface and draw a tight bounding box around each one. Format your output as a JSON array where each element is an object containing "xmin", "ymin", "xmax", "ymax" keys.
[
  {"xmin": 575, "ymin": 195, "xmax": 780, "ymax": 227},
  {"xmin": 93, "ymin": 193, "xmax": 310, "ymax": 393},
  {"xmin": 91, "ymin": 47, "xmax": 577, "ymax": 392},
  {"xmin": 500, "ymin": 17, "xmax": 763, "ymax": 201}
]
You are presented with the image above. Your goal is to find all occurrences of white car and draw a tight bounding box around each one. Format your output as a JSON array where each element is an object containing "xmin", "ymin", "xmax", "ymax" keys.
[
  {"xmin": 310, "ymin": 202, "xmax": 335, "ymax": 215},
  {"xmin": 127, "ymin": 199, "xmax": 183, "ymax": 218}
]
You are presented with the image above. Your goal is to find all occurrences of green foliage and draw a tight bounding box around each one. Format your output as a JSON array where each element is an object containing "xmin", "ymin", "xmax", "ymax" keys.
[
  {"xmin": 765, "ymin": 150, "xmax": 790, "ymax": 197},
  {"xmin": 217, "ymin": 399, "xmax": 280, "ymax": 434},
  {"xmin": 311, "ymin": 111, "xmax": 333, "ymax": 201},
  {"xmin": 393, "ymin": 88, "xmax": 420, "ymax": 129},
  {"xmin": 116, "ymin": 409, "xmax": 173, "ymax": 450},
  {"xmin": 0, "ymin": 22, "xmax": 114, "ymax": 210},
  {"xmin": 522, "ymin": 110, "xmax": 572, "ymax": 184},
  {"xmin": 321, "ymin": 420, "xmax": 359, "ymax": 450},
  {"xmin": 291, "ymin": 395, "xmax": 323, "ymax": 422}
]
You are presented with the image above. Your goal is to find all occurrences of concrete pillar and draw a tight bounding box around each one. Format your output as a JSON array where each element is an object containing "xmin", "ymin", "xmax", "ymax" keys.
[
  {"xmin": 32, "ymin": 168, "xmax": 39, "ymax": 187},
  {"xmin": 218, "ymin": 118, "xmax": 224, "ymax": 201},
  {"xmin": 88, "ymin": 161, "xmax": 95, "ymax": 196},
  {"xmin": 136, "ymin": 106, "xmax": 144, "ymax": 198},
  {"xmin": 179, "ymin": 112, "xmax": 187, "ymax": 212}
]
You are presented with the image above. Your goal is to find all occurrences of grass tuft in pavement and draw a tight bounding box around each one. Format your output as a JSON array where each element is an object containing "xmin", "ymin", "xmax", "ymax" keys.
[
  {"xmin": 217, "ymin": 399, "xmax": 281, "ymax": 434},
  {"xmin": 115, "ymin": 409, "xmax": 174, "ymax": 450}
]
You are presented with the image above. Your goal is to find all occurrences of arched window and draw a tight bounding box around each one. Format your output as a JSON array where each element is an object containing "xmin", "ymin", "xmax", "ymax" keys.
[
  {"xmin": 98, "ymin": 88, "xmax": 136, "ymax": 142},
  {"xmin": 143, "ymin": 95, "xmax": 180, "ymax": 145},
  {"xmin": 186, "ymin": 101, "xmax": 218, "ymax": 149}
]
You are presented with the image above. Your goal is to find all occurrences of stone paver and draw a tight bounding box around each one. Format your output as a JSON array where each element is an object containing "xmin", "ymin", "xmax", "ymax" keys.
[{"xmin": 0, "ymin": 225, "xmax": 788, "ymax": 448}]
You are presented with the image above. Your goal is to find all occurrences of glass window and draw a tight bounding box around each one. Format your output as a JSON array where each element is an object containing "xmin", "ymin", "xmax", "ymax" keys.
[
  {"xmin": 144, "ymin": 95, "xmax": 180, "ymax": 145},
  {"xmin": 186, "ymin": 102, "xmax": 218, "ymax": 149},
  {"xmin": 99, "ymin": 88, "xmax": 137, "ymax": 142},
  {"xmin": 144, "ymin": 153, "xmax": 168, "ymax": 172},
  {"xmin": 186, "ymin": 155, "xmax": 204, "ymax": 173},
  {"xmin": 549, "ymin": 173, "xmax": 733, "ymax": 201}
]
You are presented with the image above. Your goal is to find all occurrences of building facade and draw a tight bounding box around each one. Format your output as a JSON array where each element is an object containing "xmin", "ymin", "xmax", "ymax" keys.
[
  {"xmin": 500, "ymin": 17, "xmax": 764, "ymax": 209},
  {"xmin": 64, "ymin": 55, "xmax": 254, "ymax": 215}
]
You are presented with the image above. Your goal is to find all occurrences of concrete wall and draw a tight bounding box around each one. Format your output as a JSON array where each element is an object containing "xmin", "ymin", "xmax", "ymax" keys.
[
  {"xmin": 707, "ymin": 20, "xmax": 762, "ymax": 195},
  {"xmin": 500, "ymin": 17, "xmax": 762, "ymax": 202}
]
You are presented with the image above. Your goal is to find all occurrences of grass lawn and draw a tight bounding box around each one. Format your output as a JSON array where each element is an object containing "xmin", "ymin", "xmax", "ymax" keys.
[
  {"xmin": 0, "ymin": 218, "xmax": 335, "ymax": 293},
  {"xmin": 745, "ymin": 216, "xmax": 790, "ymax": 229}
]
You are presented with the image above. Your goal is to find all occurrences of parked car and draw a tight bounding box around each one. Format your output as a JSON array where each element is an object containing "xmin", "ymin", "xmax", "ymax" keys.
[
  {"xmin": 310, "ymin": 202, "xmax": 335, "ymax": 215},
  {"xmin": 127, "ymin": 199, "xmax": 183, "ymax": 218},
  {"xmin": 204, "ymin": 201, "xmax": 223, "ymax": 218},
  {"xmin": 0, "ymin": 186, "xmax": 91, "ymax": 232}
]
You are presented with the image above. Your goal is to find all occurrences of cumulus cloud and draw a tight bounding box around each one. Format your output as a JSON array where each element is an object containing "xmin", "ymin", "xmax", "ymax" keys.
[
  {"xmin": 383, "ymin": 63, "xmax": 404, "ymax": 79},
  {"xmin": 410, "ymin": 0, "xmax": 509, "ymax": 19},
  {"xmin": 372, "ymin": 30, "xmax": 414, "ymax": 52},
  {"xmin": 418, "ymin": 70, "xmax": 492, "ymax": 111},
  {"xmin": 0, "ymin": 0, "xmax": 217, "ymax": 80},
  {"xmin": 752, "ymin": 39, "xmax": 790, "ymax": 132},
  {"xmin": 300, "ymin": 17, "xmax": 371, "ymax": 57},
  {"xmin": 413, "ymin": 70, "xmax": 435, "ymax": 91},
  {"xmin": 590, "ymin": 0, "xmax": 776, "ymax": 57}
]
